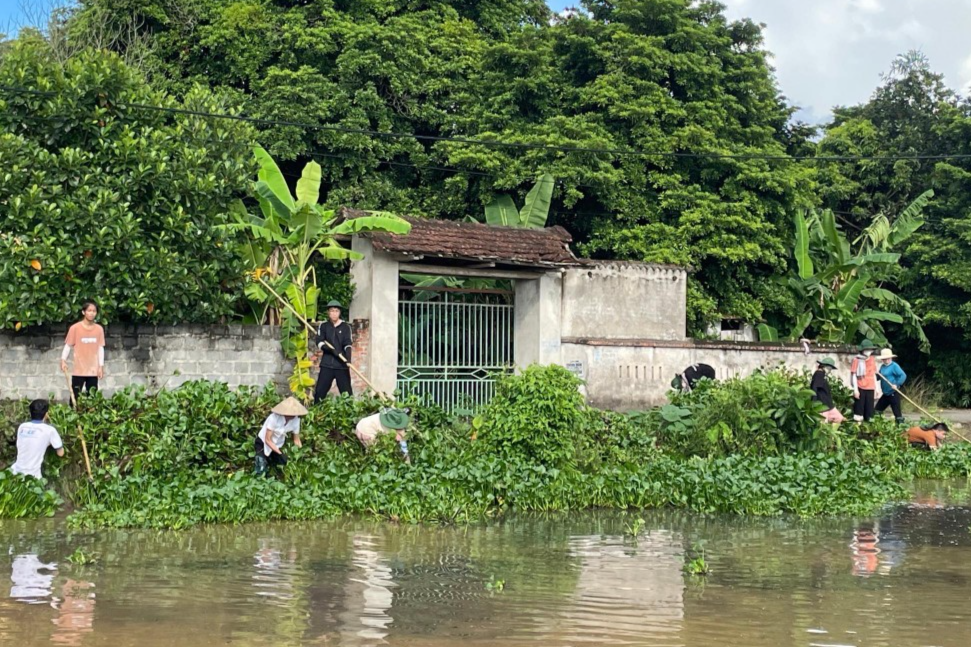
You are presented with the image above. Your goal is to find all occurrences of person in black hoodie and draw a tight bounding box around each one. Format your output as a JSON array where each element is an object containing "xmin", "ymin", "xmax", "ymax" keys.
[
  {"xmin": 811, "ymin": 357, "xmax": 846, "ymax": 424},
  {"xmin": 670, "ymin": 364, "xmax": 716, "ymax": 392},
  {"xmin": 314, "ymin": 300, "xmax": 354, "ymax": 402}
]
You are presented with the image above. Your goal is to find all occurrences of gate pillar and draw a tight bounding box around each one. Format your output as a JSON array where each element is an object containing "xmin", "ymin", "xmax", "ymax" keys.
[
  {"xmin": 349, "ymin": 236, "xmax": 399, "ymax": 395},
  {"xmin": 514, "ymin": 271, "xmax": 563, "ymax": 369}
]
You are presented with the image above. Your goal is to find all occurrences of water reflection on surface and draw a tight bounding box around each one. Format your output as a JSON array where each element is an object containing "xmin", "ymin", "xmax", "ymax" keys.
[{"xmin": 2, "ymin": 481, "xmax": 971, "ymax": 646}]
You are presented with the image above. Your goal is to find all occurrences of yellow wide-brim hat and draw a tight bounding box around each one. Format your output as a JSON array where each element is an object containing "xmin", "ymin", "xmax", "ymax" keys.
[{"xmin": 271, "ymin": 396, "xmax": 309, "ymax": 417}]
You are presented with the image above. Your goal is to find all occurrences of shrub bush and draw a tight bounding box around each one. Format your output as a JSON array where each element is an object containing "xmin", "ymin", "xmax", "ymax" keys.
[{"xmin": 661, "ymin": 368, "xmax": 842, "ymax": 457}]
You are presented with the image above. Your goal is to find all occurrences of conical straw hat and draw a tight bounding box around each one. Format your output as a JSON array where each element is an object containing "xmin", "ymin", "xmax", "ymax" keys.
[{"xmin": 272, "ymin": 396, "xmax": 308, "ymax": 417}]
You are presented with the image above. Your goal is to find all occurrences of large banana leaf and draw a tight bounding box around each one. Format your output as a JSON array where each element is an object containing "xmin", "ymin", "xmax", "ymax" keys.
[
  {"xmin": 820, "ymin": 209, "xmax": 849, "ymax": 265},
  {"xmin": 331, "ymin": 215, "xmax": 411, "ymax": 236},
  {"xmin": 316, "ymin": 241, "xmax": 363, "ymax": 260},
  {"xmin": 888, "ymin": 189, "xmax": 933, "ymax": 247},
  {"xmin": 794, "ymin": 210, "xmax": 814, "ymax": 279},
  {"xmin": 519, "ymin": 173, "xmax": 554, "ymax": 229},
  {"xmin": 836, "ymin": 275, "xmax": 870, "ymax": 311},
  {"xmin": 254, "ymin": 145, "xmax": 295, "ymax": 212},
  {"xmin": 290, "ymin": 204, "xmax": 324, "ymax": 243},
  {"xmin": 296, "ymin": 160, "xmax": 322, "ymax": 206},
  {"xmin": 787, "ymin": 312, "xmax": 813, "ymax": 340},
  {"xmin": 484, "ymin": 195, "xmax": 518, "ymax": 226},
  {"xmin": 757, "ymin": 324, "xmax": 779, "ymax": 342},
  {"xmin": 255, "ymin": 180, "xmax": 294, "ymax": 220},
  {"xmin": 856, "ymin": 309, "xmax": 904, "ymax": 323}
]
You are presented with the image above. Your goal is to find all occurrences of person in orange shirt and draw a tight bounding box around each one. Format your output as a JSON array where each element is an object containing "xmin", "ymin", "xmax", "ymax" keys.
[
  {"xmin": 59, "ymin": 301, "xmax": 105, "ymax": 402},
  {"xmin": 905, "ymin": 422, "xmax": 948, "ymax": 449},
  {"xmin": 850, "ymin": 339, "xmax": 878, "ymax": 422}
]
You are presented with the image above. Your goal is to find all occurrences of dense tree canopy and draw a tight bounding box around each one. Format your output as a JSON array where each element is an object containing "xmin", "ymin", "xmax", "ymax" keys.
[
  {"xmin": 68, "ymin": 0, "xmax": 816, "ymax": 329},
  {"xmin": 0, "ymin": 35, "xmax": 255, "ymax": 328}
]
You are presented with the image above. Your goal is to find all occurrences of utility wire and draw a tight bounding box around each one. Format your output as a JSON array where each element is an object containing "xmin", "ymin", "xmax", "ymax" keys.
[{"xmin": 5, "ymin": 84, "xmax": 971, "ymax": 163}]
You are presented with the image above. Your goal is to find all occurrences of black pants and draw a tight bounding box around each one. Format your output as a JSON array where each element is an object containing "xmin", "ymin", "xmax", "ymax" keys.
[
  {"xmin": 71, "ymin": 376, "xmax": 98, "ymax": 403},
  {"xmin": 254, "ymin": 438, "xmax": 287, "ymax": 476},
  {"xmin": 854, "ymin": 389, "xmax": 875, "ymax": 421},
  {"xmin": 876, "ymin": 392, "xmax": 904, "ymax": 422},
  {"xmin": 314, "ymin": 367, "xmax": 352, "ymax": 402}
]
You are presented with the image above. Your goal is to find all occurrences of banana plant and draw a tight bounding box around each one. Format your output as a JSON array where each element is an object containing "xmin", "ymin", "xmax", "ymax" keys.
[
  {"xmin": 759, "ymin": 192, "xmax": 931, "ymax": 351},
  {"xmin": 483, "ymin": 173, "xmax": 555, "ymax": 228},
  {"xmin": 226, "ymin": 145, "xmax": 411, "ymax": 400}
]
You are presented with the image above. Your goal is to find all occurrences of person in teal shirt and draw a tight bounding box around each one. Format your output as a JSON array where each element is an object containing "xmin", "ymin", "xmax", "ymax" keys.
[{"xmin": 876, "ymin": 348, "xmax": 907, "ymax": 424}]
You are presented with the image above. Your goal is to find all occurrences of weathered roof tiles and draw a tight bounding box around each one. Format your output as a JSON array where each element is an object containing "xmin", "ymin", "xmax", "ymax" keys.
[{"xmin": 349, "ymin": 211, "xmax": 581, "ymax": 267}]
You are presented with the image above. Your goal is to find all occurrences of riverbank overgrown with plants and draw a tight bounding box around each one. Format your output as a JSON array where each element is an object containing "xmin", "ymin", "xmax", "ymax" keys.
[{"xmin": 2, "ymin": 366, "xmax": 969, "ymax": 529}]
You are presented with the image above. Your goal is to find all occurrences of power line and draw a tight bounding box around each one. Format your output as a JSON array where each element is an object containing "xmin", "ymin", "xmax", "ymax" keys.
[{"xmin": 5, "ymin": 85, "xmax": 971, "ymax": 163}]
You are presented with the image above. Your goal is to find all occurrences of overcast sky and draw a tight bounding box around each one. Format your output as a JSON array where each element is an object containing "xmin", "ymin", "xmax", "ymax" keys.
[{"xmin": 4, "ymin": 1, "xmax": 970, "ymax": 124}]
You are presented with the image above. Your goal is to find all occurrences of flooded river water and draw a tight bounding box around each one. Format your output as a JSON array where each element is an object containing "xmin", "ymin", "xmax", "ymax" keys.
[{"xmin": 2, "ymin": 481, "xmax": 971, "ymax": 646}]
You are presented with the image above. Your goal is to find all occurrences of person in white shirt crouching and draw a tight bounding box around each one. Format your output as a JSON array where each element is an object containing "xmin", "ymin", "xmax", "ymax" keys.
[
  {"xmin": 11, "ymin": 400, "xmax": 64, "ymax": 480},
  {"xmin": 254, "ymin": 397, "xmax": 308, "ymax": 477}
]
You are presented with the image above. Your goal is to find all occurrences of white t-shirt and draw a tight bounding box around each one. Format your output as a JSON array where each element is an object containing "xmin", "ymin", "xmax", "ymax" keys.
[
  {"xmin": 11, "ymin": 421, "xmax": 63, "ymax": 479},
  {"xmin": 257, "ymin": 413, "xmax": 300, "ymax": 457}
]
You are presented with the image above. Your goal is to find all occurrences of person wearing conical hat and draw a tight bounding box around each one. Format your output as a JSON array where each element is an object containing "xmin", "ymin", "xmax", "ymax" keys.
[
  {"xmin": 254, "ymin": 396, "xmax": 308, "ymax": 476},
  {"xmin": 314, "ymin": 300, "xmax": 354, "ymax": 402},
  {"xmin": 850, "ymin": 340, "xmax": 878, "ymax": 422},
  {"xmin": 355, "ymin": 408, "xmax": 412, "ymax": 464},
  {"xmin": 875, "ymin": 348, "xmax": 907, "ymax": 425},
  {"xmin": 811, "ymin": 357, "xmax": 845, "ymax": 424}
]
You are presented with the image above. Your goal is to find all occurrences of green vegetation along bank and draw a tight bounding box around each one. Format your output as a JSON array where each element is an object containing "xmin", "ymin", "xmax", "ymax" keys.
[{"xmin": 1, "ymin": 366, "xmax": 969, "ymax": 529}]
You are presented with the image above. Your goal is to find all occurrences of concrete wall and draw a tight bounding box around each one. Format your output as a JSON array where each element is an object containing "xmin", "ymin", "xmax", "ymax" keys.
[
  {"xmin": 0, "ymin": 325, "xmax": 292, "ymax": 402},
  {"xmin": 560, "ymin": 338, "xmax": 856, "ymax": 410},
  {"xmin": 561, "ymin": 262, "xmax": 687, "ymax": 341}
]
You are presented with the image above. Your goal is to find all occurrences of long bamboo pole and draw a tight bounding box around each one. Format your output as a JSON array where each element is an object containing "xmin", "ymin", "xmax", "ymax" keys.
[
  {"xmin": 255, "ymin": 276, "xmax": 390, "ymax": 400},
  {"xmin": 62, "ymin": 369, "xmax": 94, "ymax": 479}
]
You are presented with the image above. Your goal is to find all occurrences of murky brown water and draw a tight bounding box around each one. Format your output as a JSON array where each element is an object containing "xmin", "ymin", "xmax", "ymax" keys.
[{"xmin": 3, "ymin": 481, "xmax": 971, "ymax": 646}]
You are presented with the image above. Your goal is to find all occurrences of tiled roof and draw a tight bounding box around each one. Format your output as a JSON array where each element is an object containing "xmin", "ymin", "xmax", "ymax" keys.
[{"xmin": 346, "ymin": 210, "xmax": 581, "ymax": 267}]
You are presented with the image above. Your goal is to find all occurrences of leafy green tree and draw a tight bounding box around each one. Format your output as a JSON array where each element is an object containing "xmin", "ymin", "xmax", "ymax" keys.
[
  {"xmin": 0, "ymin": 34, "xmax": 255, "ymax": 329},
  {"xmin": 67, "ymin": 0, "xmax": 815, "ymax": 331}
]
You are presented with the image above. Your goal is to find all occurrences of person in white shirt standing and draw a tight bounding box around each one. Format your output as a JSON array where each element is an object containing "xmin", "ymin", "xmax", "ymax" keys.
[
  {"xmin": 10, "ymin": 400, "xmax": 64, "ymax": 479},
  {"xmin": 255, "ymin": 397, "xmax": 308, "ymax": 477}
]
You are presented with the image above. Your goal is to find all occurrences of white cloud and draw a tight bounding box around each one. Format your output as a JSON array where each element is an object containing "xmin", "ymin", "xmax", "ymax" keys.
[{"xmin": 721, "ymin": 0, "xmax": 971, "ymax": 123}]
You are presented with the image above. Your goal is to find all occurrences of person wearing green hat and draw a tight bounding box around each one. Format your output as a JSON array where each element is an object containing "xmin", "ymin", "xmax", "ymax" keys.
[
  {"xmin": 355, "ymin": 408, "xmax": 412, "ymax": 463},
  {"xmin": 810, "ymin": 357, "xmax": 845, "ymax": 424},
  {"xmin": 314, "ymin": 300, "xmax": 354, "ymax": 402},
  {"xmin": 850, "ymin": 340, "xmax": 878, "ymax": 422}
]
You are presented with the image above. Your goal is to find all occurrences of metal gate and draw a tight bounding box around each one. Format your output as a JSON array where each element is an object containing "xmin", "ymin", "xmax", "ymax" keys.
[{"xmin": 397, "ymin": 286, "xmax": 514, "ymax": 413}]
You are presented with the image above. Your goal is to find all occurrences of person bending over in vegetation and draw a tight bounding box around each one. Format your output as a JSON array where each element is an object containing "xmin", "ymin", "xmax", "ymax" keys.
[
  {"xmin": 670, "ymin": 364, "xmax": 716, "ymax": 393},
  {"xmin": 355, "ymin": 408, "xmax": 411, "ymax": 464},
  {"xmin": 254, "ymin": 397, "xmax": 307, "ymax": 477},
  {"xmin": 875, "ymin": 349, "xmax": 907, "ymax": 425},
  {"xmin": 59, "ymin": 301, "xmax": 105, "ymax": 402},
  {"xmin": 905, "ymin": 422, "xmax": 948, "ymax": 450},
  {"xmin": 314, "ymin": 300, "xmax": 353, "ymax": 402},
  {"xmin": 850, "ymin": 340, "xmax": 878, "ymax": 422},
  {"xmin": 810, "ymin": 357, "xmax": 846, "ymax": 424},
  {"xmin": 10, "ymin": 400, "xmax": 63, "ymax": 479}
]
